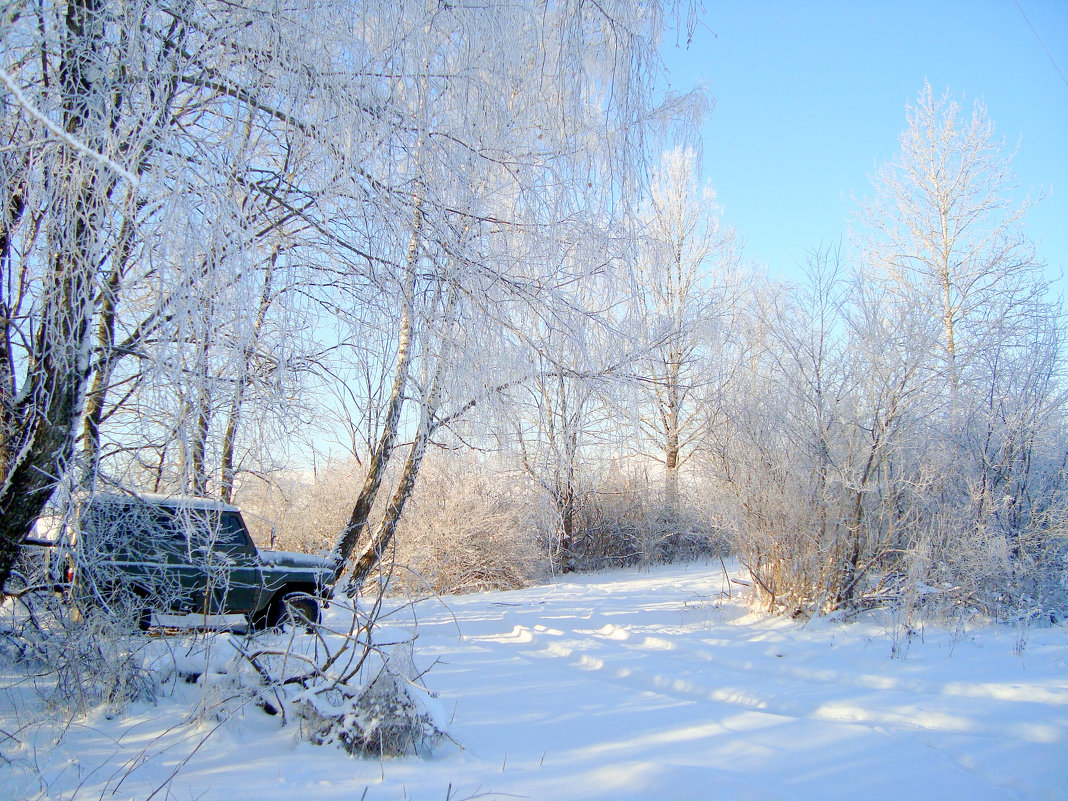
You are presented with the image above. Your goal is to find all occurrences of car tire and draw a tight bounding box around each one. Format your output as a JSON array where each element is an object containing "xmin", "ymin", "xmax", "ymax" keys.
[{"xmin": 264, "ymin": 591, "xmax": 320, "ymax": 632}]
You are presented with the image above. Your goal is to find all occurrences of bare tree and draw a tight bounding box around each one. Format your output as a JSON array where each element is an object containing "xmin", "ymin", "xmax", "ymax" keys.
[
  {"xmin": 859, "ymin": 83, "xmax": 1065, "ymax": 547},
  {"xmin": 634, "ymin": 146, "xmax": 740, "ymax": 515},
  {"xmin": 1, "ymin": 0, "xmax": 688, "ymax": 595},
  {"xmin": 857, "ymin": 83, "xmax": 1045, "ymax": 396}
]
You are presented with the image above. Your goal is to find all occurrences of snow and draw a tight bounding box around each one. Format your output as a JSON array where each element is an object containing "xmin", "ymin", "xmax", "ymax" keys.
[
  {"xmin": 2, "ymin": 562, "xmax": 1066, "ymax": 800},
  {"xmin": 257, "ymin": 549, "xmax": 333, "ymax": 569}
]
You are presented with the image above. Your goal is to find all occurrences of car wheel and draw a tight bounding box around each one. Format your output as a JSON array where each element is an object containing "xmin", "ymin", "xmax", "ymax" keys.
[
  {"xmin": 111, "ymin": 586, "xmax": 153, "ymax": 632},
  {"xmin": 268, "ymin": 592, "xmax": 320, "ymax": 632}
]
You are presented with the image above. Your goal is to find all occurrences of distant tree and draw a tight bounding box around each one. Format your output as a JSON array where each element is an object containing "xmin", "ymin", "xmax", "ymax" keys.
[
  {"xmin": 720, "ymin": 84, "xmax": 1068, "ymax": 615},
  {"xmin": 857, "ymin": 83, "xmax": 1047, "ymax": 397},
  {"xmin": 635, "ymin": 146, "xmax": 740, "ymax": 516},
  {"xmin": 858, "ymin": 84, "xmax": 1065, "ymax": 534}
]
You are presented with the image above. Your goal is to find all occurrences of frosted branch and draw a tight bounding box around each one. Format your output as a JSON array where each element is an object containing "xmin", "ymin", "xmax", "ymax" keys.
[{"xmin": 0, "ymin": 67, "xmax": 139, "ymax": 187}]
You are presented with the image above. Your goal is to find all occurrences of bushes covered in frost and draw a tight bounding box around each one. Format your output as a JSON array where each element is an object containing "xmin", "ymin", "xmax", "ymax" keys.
[
  {"xmin": 1, "ymin": 584, "xmax": 157, "ymax": 716},
  {"xmin": 0, "ymin": 587, "xmax": 445, "ymax": 762},
  {"xmin": 293, "ymin": 638, "xmax": 445, "ymax": 756},
  {"xmin": 389, "ymin": 454, "xmax": 547, "ymax": 595},
  {"xmin": 239, "ymin": 453, "xmax": 549, "ymax": 597},
  {"xmin": 560, "ymin": 473, "xmax": 724, "ymax": 571}
]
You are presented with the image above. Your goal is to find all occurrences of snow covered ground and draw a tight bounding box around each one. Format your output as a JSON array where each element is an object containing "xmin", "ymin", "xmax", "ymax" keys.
[{"xmin": 2, "ymin": 562, "xmax": 1066, "ymax": 800}]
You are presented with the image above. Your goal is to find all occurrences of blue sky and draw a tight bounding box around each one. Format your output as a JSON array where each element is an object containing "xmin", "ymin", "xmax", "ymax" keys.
[{"xmin": 660, "ymin": 0, "xmax": 1068, "ymax": 292}]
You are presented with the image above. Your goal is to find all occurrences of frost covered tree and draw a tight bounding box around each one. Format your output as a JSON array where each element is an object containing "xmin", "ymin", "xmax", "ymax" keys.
[
  {"xmin": 0, "ymin": 0, "xmax": 426, "ymax": 585},
  {"xmin": 506, "ymin": 280, "xmax": 630, "ymax": 571},
  {"xmin": 635, "ymin": 146, "xmax": 740, "ymax": 516},
  {"xmin": 330, "ymin": 0, "xmax": 679, "ymax": 585},
  {"xmin": 723, "ymin": 85, "xmax": 1066, "ymax": 615},
  {"xmin": 858, "ymin": 83, "xmax": 1050, "ymax": 397},
  {"xmin": 0, "ymin": 0, "xmax": 197, "ymax": 588},
  {"xmin": 0, "ymin": 0, "xmax": 716, "ymax": 597},
  {"xmin": 57, "ymin": 1, "xmax": 345, "ymax": 500},
  {"xmin": 859, "ymin": 84, "xmax": 1065, "ymax": 546}
]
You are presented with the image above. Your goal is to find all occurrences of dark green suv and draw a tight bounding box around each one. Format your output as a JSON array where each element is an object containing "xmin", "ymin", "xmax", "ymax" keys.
[{"xmin": 61, "ymin": 493, "xmax": 335, "ymax": 631}]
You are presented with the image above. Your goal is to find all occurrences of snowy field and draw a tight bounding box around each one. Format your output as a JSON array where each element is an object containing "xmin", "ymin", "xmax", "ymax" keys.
[{"xmin": 2, "ymin": 562, "xmax": 1066, "ymax": 800}]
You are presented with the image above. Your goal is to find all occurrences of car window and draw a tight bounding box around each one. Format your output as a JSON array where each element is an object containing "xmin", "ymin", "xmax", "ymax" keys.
[
  {"xmin": 215, "ymin": 512, "xmax": 252, "ymax": 550},
  {"xmin": 82, "ymin": 499, "xmax": 184, "ymax": 558},
  {"xmin": 148, "ymin": 507, "xmax": 185, "ymax": 539},
  {"xmin": 80, "ymin": 498, "xmax": 255, "ymax": 559}
]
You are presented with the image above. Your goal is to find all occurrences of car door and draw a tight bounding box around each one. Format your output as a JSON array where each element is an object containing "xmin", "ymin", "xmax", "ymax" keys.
[
  {"xmin": 181, "ymin": 508, "xmax": 263, "ymax": 614},
  {"xmin": 145, "ymin": 506, "xmax": 200, "ymax": 610},
  {"xmin": 210, "ymin": 511, "xmax": 263, "ymax": 613}
]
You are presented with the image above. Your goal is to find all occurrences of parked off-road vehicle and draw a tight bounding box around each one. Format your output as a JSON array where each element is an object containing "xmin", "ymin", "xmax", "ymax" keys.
[{"xmin": 56, "ymin": 493, "xmax": 335, "ymax": 631}]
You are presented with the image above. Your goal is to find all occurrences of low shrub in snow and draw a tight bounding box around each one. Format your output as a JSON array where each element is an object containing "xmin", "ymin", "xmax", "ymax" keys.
[
  {"xmin": 1, "ymin": 584, "xmax": 157, "ymax": 717},
  {"xmin": 293, "ymin": 638, "xmax": 445, "ymax": 756},
  {"xmin": 0, "ymin": 585, "xmax": 444, "ymax": 775},
  {"xmin": 387, "ymin": 454, "xmax": 548, "ymax": 595},
  {"xmin": 561, "ymin": 474, "xmax": 724, "ymax": 571},
  {"xmin": 236, "ymin": 454, "xmax": 548, "ymax": 597},
  {"xmin": 221, "ymin": 597, "xmax": 445, "ymax": 757}
]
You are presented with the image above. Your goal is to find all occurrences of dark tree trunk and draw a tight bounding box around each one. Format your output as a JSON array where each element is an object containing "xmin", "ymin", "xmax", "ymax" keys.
[{"xmin": 0, "ymin": 0, "xmax": 112, "ymax": 589}]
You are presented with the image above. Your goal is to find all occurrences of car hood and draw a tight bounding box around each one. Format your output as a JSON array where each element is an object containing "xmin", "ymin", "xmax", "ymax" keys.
[{"xmin": 258, "ymin": 549, "xmax": 334, "ymax": 572}]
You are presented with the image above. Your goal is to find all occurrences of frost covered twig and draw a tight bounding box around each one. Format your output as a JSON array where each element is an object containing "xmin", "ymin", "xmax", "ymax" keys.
[{"xmin": 0, "ymin": 67, "xmax": 139, "ymax": 186}]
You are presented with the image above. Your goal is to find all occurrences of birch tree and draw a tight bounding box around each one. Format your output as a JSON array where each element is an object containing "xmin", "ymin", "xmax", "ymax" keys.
[
  {"xmin": 329, "ymin": 0, "xmax": 675, "ymax": 585},
  {"xmin": 68, "ymin": 3, "xmax": 334, "ymax": 498},
  {"xmin": 0, "ymin": 0, "xmax": 682, "ymax": 593},
  {"xmin": 635, "ymin": 146, "xmax": 740, "ymax": 516},
  {"xmin": 858, "ymin": 83, "xmax": 1046, "ymax": 396},
  {"xmin": 0, "ymin": 0, "xmax": 379, "ymax": 585}
]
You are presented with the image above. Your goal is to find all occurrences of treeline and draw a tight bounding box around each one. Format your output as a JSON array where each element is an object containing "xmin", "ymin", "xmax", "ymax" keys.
[
  {"xmin": 1, "ymin": 2, "xmax": 1063, "ymax": 620},
  {"xmin": 250, "ymin": 90, "xmax": 1066, "ymax": 622}
]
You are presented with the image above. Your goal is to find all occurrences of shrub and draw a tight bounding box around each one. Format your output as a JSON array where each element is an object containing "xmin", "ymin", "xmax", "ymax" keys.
[{"xmin": 390, "ymin": 453, "xmax": 547, "ymax": 595}]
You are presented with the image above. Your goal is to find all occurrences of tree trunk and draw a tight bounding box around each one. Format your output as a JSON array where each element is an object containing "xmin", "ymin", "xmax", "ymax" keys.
[
  {"xmin": 190, "ymin": 383, "xmax": 212, "ymax": 497},
  {"xmin": 221, "ymin": 257, "xmax": 276, "ymax": 503},
  {"xmin": 332, "ymin": 192, "xmax": 422, "ymax": 580},
  {"xmin": 350, "ymin": 413, "xmax": 430, "ymax": 588},
  {"xmin": 80, "ymin": 212, "xmax": 138, "ymax": 489},
  {"xmin": 940, "ymin": 263, "xmax": 957, "ymax": 395},
  {"xmin": 349, "ymin": 282, "xmax": 456, "ymax": 588},
  {"xmin": 662, "ymin": 355, "xmax": 681, "ymax": 521},
  {"xmin": 0, "ymin": 180, "xmax": 27, "ymax": 433},
  {"xmin": 0, "ymin": 0, "xmax": 113, "ymax": 588}
]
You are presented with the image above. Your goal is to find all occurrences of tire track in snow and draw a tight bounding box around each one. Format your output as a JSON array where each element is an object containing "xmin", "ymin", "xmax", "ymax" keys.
[
  {"xmin": 583, "ymin": 622, "xmax": 1068, "ymax": 708},
  {"xmin": 467, "ymin": 621, "xmax": 1066, "ymax": 746}
]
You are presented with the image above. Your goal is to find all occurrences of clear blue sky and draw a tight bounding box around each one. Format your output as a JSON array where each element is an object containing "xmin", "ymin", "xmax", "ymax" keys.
[{"xmin": 661, "ymin": 0, "xmax": 1068, "ymax": 292}]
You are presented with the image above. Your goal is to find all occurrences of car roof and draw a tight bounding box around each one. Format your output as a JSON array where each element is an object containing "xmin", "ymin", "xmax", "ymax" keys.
[{"xmin": 88, "ymin": 492, "xmax": 241, "ymax": 514}]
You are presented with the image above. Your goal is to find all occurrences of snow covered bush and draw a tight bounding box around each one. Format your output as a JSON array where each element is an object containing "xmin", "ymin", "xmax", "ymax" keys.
[
  {"xmin": 236, "ymin": 459, "xmax": 365, "ymax": 555},
  {"xmin": 561, "ymin": 471, "xmax": 723, "ymax": 571},
  {"xmin": 235, "ymin": 453, "xmax": 546, "ymax": 598},
  {"xmin": 1, "ymin": 589, "xmax": 443, "ymax": 774},
  {"xmin": 293, "ymin": 637, "xmax": 445, "ymax": 757},
  {"xmin": 390, "ymin": 453, "xmax": 546, "ymax": 595},
  {"xmin": 231, "ymin": 597, "xmax": 446, "ymax": 757},
  {"xmin": 1, "ymin": 584, "xmax": 158, "ymax": 717}
]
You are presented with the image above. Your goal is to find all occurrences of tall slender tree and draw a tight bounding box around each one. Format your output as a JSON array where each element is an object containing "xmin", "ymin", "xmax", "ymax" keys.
[{"xmin": 635, "ymin": 146, "xmax": 740, "ymax": 515}]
